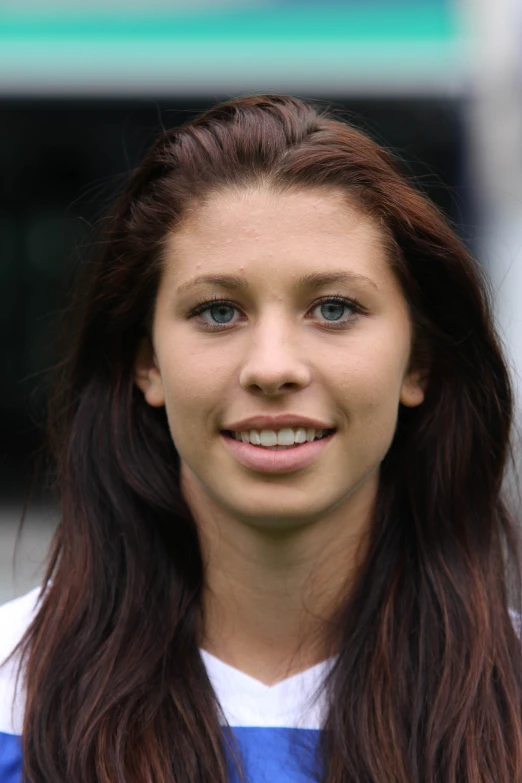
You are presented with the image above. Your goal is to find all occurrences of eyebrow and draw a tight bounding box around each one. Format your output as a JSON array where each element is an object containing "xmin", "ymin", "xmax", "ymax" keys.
[{"xmin": 176, "ymin": 271, "xmax": 379, "ymax": 295}]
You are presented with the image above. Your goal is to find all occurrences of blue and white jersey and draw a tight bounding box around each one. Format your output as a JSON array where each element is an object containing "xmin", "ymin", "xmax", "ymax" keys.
[
  {"xmin": 0, "ymin": 588, "xmax": 332, "ymax": 783},
  {"xmin": 3, "ymin": 589, "xmax": 520, "ymax": 782}
]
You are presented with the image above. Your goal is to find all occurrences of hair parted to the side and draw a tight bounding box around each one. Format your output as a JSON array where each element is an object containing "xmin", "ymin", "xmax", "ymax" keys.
[{"xmin": 11, "ymin": 93, "xmax": 522, "ymax": 782}]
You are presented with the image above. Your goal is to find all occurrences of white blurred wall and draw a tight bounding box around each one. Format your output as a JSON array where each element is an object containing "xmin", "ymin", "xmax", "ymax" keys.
[{"xmin": 462, "ymin": 0, "xmax": 522, "ymax": 419}]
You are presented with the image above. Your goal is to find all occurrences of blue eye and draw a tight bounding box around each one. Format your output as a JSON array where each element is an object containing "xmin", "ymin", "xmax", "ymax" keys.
[
  {"xmin": 319, "ymin": 300, "xmax": 349, "ymax": 322},
  {"xmin": 203, "ymin": 302, "xmax": 236, "ymax": 325},
  {"xmin": 187, "ymin": 294, "xmax": 364, "ymax": 331}
]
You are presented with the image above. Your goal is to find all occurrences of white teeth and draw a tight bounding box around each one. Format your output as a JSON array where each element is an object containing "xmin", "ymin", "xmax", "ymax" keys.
[
  {"xmin": 249, "ymin": 430, "xmax": 261, "ymax": 446},
  {"xmin": 232, "ymin": 427, "xmax": 330, "ymax": 446},
  {"xmin": 260, "ymin": 430, "xmax": 278, "ymax": 447},
  {"xmin": 294, "ymin": 428, "xmax": 307, "ymax": 444}
]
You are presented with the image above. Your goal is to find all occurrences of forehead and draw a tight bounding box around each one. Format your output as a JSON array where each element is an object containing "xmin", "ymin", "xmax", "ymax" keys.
[{"xmin": 162, "ymin": 186, "xmax": 395, "ymax": 289}]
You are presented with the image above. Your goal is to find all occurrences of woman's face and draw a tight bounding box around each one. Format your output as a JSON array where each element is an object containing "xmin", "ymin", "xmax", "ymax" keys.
[{"xmin": 135, "ymin": 186, "xmax": 425, "ymax": 531}]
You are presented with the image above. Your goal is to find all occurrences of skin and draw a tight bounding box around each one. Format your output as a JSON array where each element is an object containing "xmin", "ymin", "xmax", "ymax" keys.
[{"xmin": 134, "ymin": 185, "xmax": 426, "ymax": 684}]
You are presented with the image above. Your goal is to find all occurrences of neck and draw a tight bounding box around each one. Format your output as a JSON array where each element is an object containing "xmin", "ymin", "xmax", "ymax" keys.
[{"xmin": 183, "ymin": 470, "xmax": 376, "ymax": 686}]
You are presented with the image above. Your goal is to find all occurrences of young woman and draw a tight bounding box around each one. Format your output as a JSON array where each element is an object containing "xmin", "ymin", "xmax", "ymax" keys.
[{"xmin": 1, "ymin": 93, "xmax": 521, "ymax": 783}]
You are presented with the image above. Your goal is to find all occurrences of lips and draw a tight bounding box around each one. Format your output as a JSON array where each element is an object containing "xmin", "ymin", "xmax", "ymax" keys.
[
  {"xmin": 222, "ymin": 415, "xmax": 335, "ymax": 432},
  {"xmin": 220, "ymin": 429, "xmax": 336, "ymax": 473}
]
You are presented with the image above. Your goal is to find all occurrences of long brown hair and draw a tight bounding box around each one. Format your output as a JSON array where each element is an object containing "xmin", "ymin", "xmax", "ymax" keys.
[{"xmin": 12, "ymin": 94, "xmax": 522, "ymax": 782}]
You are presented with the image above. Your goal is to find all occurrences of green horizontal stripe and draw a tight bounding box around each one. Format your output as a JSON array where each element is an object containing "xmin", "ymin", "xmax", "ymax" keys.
[{"xmin": 0, "ymin": 5, "xmax": 457, "ymax": 42}]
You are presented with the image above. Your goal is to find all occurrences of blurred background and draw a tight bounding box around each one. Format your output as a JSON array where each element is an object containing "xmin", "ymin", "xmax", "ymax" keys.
[{"xmin": 1, "ymin": 0, "xmax": 521, "ymax": 604}]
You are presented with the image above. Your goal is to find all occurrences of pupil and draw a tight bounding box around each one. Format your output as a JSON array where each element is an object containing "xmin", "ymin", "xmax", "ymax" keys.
[
  {"xmin": 212, "ymin": 305, "xmax": 234, "ymax": 324},
  {"xmin": 322, "ymin": 302, "xmax": 344, "ymax": 321}
]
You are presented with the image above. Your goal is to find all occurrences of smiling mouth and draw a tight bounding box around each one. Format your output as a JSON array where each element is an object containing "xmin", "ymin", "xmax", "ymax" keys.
[{"xmin": 221, "ymin": 429, "xmax": 336, "ymax": 449}]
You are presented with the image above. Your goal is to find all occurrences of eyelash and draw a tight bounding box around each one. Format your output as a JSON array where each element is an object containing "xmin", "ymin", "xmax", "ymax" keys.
[{"xmin": 187, "ymin": 293, "xmax": 365, "ymax": 332}]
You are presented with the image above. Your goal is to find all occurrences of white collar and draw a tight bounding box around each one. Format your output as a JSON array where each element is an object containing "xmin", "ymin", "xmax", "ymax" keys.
[{"xmin": 200, "ymin": 649, "xmax": 335, "ymax": 729}]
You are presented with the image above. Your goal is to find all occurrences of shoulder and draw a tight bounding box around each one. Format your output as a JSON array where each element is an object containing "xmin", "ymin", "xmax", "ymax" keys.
[
  {"xmin": 0, "ymin": 587, "xmax": 43, "ymax": 736},
  {"xmin": 0, "ymin": 588, "xmax": 42, "ymax": 661}
]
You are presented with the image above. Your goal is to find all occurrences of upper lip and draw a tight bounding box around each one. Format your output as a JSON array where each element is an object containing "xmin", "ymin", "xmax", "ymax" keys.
[{"xmin": 222, "ymin": 415, "xmax": 335, "ymax": 432}]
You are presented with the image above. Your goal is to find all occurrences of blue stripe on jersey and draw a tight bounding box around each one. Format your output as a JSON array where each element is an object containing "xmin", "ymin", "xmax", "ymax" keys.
[
  {"xmin": 0, "ymin": 728, "xmax": 321, "ymax": 783},
  {"xmin": 225, "ymin": 727, "xmax": 322, "ymax": 783},
  {"xmin": 0, "ymin": 732, "xmax": 22, "ymax": 783}
]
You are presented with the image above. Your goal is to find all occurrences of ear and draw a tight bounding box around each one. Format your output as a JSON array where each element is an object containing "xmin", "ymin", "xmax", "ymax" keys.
[
  {"xmin": 399, "ymin": 368, "xmax": 427, "ymax": 408},
  {"xmin": 134, "ymin": 337, "xmax": 165, "ymax": 408}
]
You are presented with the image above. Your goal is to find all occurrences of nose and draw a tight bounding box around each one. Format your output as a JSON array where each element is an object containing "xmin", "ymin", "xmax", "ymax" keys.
[{"xmin": 238, "ymin": 314, "xmax": 311, "ymax": 396}]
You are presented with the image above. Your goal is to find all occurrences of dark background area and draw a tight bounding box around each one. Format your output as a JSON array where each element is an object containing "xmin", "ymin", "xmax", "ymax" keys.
[{"xmin": 0, "ymin": 96, "xmax": 466, "ymax": 502}]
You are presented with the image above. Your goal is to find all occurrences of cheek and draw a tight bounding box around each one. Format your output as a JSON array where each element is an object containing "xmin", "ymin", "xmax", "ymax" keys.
[
  {"xmin": 158, "ymin": 331, "xmax": 222, "ymax": 398},
  {"xmin": 157, "ymin": 346, "xmax": 227, "ymax": 444},
  {"xmin": 336, "ymin": 344, "xmax": 408, "ymax": 434}
]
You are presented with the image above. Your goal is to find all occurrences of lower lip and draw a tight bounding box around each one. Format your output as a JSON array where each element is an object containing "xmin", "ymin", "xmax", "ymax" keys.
[{"xmin": 220, "ymin": 431, "xmax": 336, "ymax": 474}]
